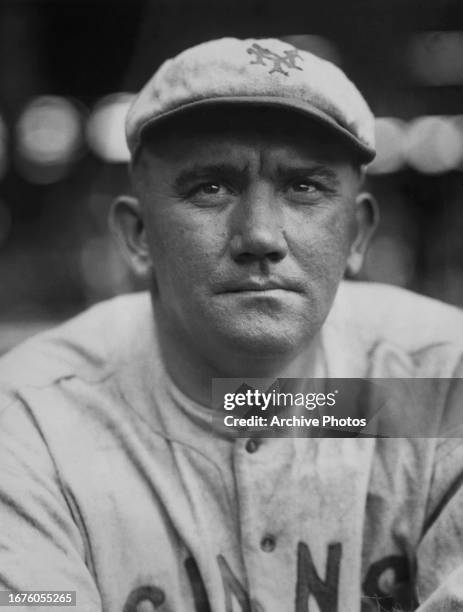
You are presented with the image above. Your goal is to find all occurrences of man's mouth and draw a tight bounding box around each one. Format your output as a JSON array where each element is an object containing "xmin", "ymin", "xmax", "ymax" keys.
[{"xmin": 216, "ymin": 278, "xmax": 305, "ymax": 294}]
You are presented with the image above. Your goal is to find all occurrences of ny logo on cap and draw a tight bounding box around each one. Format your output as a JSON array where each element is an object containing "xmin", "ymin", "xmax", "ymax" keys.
[{"xmin": 247, "ymin": 43, "xmax": 303, "ymax": 76}]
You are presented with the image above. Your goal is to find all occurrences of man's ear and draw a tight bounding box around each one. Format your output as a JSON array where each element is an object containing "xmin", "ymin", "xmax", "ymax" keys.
[
  {"xmin": 345, "ymin": 192, "xmax": 379, "ymax": 278},
  {"xmin": 109, "ymin": 195, "xmax": 152, "ymax": 278}
]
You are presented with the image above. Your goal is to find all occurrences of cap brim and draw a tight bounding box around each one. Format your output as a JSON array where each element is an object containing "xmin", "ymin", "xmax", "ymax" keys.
[{"xmin": 134, "ymin": 96, "xmax": 376, "ymax": 163}]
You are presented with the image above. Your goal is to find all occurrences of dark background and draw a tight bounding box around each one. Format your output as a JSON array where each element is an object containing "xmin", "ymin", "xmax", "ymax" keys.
[{"xmin": 1, "ymin": 0, "xmax": 463, "ymax": 353}]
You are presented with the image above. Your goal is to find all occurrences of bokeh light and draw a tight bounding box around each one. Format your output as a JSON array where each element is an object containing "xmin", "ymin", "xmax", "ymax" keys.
[
  {"xmin": 86, "ymin": 93, "xmax": 134, "ymax": 163},
  {"xmin": 403, "ymin": 116, "xmax": 463, "ymax": 174},
  {"xmin": 449, "ymin": 115, "xmax": 463, "ymax": 171},
  {"xmin": 368, "ymin": 118, "xmax": 406, "ymax": 175},
  {"xmin": 16, "ymin": 96, "xmax": 83, "ymax": 166},
  {"xmin": 408, "ymin": 31, "xmax": 463, "ymax": 86}
]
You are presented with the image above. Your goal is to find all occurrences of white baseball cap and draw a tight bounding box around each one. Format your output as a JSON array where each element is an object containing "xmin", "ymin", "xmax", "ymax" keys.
[{"xmin": 126, "ymin": 37, "xmax": 376, "ymax": 162}]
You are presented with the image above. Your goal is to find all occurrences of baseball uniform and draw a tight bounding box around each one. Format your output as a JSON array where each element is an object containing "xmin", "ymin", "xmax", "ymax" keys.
[{"xmin": 1, "ymin": 281, "xmax": 463, "ymax": 612}]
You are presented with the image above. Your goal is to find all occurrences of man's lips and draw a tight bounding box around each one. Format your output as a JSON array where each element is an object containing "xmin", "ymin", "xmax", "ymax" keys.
[{"xmin": 215, "ymin": 278, "xmax": 305, "ymax": 294}]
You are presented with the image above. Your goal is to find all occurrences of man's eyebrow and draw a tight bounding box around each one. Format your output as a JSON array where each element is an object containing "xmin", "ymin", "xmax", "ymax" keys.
[
  {"xmin": 174, "ymin": 163, "xmax": 245, "ymax": 189},
  {"xmin": 276, "ymin": 164, "xmax": 341, "ymax": 187}
]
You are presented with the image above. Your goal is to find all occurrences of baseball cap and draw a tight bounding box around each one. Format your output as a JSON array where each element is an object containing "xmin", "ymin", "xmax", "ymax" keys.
[{"xmin": 126, "ymin": 37, "xmax": 376, "ymax": 162}]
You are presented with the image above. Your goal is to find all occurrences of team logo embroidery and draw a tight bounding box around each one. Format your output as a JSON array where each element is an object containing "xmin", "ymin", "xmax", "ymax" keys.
[{"xmin": 246, "ymin": 42, "xmax": 304, "ymax": 76}]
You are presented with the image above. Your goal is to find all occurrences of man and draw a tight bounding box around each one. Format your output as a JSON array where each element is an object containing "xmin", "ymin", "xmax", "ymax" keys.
[{"xmin": 1, "ymin": 37, "xmax": 463, "ymax": 612}]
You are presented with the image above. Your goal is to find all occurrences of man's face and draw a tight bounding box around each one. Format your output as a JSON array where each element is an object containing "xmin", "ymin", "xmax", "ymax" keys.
[{"xmin": 132, "ymin": 110, "xmax": 363, "ymax": 364}]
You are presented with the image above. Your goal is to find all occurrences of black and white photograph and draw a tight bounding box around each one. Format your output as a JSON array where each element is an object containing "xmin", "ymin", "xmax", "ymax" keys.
[{"xmin": 1, "ymin": 1, "xmax": 463, "ymax": 610}]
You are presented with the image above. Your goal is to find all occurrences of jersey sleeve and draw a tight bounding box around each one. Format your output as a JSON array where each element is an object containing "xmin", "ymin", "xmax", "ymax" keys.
[{"xmin": 0, "ymin": 394, "xmax": 102, "ymax": 612}]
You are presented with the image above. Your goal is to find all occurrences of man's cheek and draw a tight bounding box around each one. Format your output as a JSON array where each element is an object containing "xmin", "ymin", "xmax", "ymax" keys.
[
  {"xmin": 153, "ymin": 237, "xmax": 216, "ymax": 289},
  {"xmin": 318, "ymin": 219, "xmax": 352, "ymax": 264},
  {"xmin": 295, "ymin": 228, "xmax": 348, "ymax": 271}
]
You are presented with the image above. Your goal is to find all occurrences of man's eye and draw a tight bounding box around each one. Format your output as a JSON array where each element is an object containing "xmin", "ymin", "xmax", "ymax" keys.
[
  {"xmin": 197, "ymin": 182, "xmax": 224, "ymax": 195},
  {"xmin": 290, "ymin": 181, "xmax": 319, "ymax": 193},
  {"xmin": 187, "ymin": 182, "xmax": 233, "ymax": 206}
]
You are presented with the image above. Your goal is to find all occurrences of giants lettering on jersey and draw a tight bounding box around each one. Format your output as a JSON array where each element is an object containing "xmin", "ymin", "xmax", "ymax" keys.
[{"xmin": 122, "ymin": 542, "xmax": 416, "ymax": 611}]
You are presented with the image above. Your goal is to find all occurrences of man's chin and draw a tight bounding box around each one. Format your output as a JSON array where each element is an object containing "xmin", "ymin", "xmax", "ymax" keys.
[{"xmin": 209, "ymin": 315, "xmax": 314, "ymax": 358}]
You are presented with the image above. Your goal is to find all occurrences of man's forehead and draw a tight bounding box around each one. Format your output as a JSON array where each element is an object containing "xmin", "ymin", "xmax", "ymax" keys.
[{"xmin": 148, "ymin": 136, "xmax": 348, "ymax": 174}]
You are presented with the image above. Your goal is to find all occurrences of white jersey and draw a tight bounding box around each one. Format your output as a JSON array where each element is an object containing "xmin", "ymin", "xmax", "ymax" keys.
[{"xmin": 1, "ymin": 282, "xmax": 463, "ymax": 612}]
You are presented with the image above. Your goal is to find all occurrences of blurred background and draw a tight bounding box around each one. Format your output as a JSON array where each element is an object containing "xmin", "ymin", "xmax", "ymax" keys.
[{"xmin": 1, "ymin": 0, "xmax": 463, "ymax": 354}]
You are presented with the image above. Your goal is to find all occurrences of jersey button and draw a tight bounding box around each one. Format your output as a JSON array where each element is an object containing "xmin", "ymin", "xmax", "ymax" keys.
[
  {"xmin": 245, "ymin": 438, "xmax": 260, "ymax": 453},
  {"xmin": 260, "ymin": 535, "xmax": 276, "ymax": 552}
]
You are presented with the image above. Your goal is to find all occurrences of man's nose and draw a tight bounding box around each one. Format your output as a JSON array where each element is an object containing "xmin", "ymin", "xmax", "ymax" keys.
[{"xmin": 229, "ymin": 184, "xmax": 288, "ymax": 264}]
